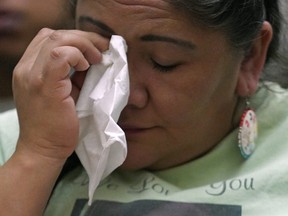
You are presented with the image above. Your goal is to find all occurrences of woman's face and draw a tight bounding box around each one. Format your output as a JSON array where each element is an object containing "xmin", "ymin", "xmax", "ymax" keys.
[{"xmin": 76, "ymin": 0, "xmax": 244, "ymax": 170}]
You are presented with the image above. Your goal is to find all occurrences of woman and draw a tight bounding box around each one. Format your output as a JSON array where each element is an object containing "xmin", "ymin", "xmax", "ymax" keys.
[{"xmin": 0, "ymin": 0, "xmax": 287, "ymax": 215}]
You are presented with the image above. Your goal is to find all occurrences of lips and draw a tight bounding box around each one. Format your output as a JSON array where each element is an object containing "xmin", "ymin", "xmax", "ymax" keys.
[
  {"xmin": 119, "ymin": 123, "xmax": 157, "ymax": 135},
  {"xmin": 123, "ymin": 127, "xmax": 147, "ymax": 134},
  {"xmin": 0, "ymin": 10, "xmax": 22, "ymax": 34},
  {"xmin": 121, "ymin": 125, "xmax": 148, "ymax": 133}
]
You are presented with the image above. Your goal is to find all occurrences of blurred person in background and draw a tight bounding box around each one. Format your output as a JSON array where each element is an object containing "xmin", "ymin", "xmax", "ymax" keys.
[{"xmin": 0, "ymin": 0, "xmax": 75, "ymax": 112}]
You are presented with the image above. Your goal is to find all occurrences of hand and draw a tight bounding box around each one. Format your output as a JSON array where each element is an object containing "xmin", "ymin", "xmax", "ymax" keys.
[{"xmin": 13, "ymin": 28, "xmax": 109, "ymax": 160}]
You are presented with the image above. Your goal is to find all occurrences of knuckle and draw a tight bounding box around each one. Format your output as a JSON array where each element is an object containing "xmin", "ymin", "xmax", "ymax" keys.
[
  {"xmin": 37, "ymin": 27, "xmax": 55, "ymax": 37},
  {"xmin": 50, "ymin": 47, "xmax": 62, "ymax": 60},
  {"xmin": 48, "ymin": 30, "xmax": 64, "ymax": 42},
  {"xmin": 48, "ymin": 48, "xmax": 71, "ymax": 72},
  {"xmin": 50, "ymin": 47, "xmax": 69, "ymax": 64},
  {"xmin": 13, "ymin": 62, "xmax": 30, "ymax": 80},
  {"xmin": 50, "ymin": 46, "xmax": 79, "ymax": 63},
  {"xmin": 12, "ymin": 67, "xmax": 22, "ymax": 85}
]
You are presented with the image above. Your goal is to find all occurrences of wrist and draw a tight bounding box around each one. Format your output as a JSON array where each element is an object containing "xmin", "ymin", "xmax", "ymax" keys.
[
  {"xmin": 0, "ymin": 141, "xmax": 68, "ymax": 216},
  {"xmin": 14, "ymin": 141, "xmax": 68, "ymax": 171},
  {"xmin": 16, "ymin": 133, "xmax": 75, "ymax": 162}
]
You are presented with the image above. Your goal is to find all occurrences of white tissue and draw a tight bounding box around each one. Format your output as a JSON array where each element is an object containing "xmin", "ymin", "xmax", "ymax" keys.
[{"xmin": 75, "ymin": 35, "xmax": 129, "ymax": 205}]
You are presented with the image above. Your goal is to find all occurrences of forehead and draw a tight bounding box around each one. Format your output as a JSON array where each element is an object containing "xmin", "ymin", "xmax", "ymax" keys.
[
  {"xmin": 76, "ymin": 0, "xmax": 232, "ymax": 53},
  {"xmin": 76, "ymin": 0, "xmax": 198, "ymax": 36},
  {"xmin": 76, "ymin": 0, "xmax": 186, "ymax": 24},
  {"xmin": 78, "ymin": 0, "xmax": 172, "ymax": 11}
]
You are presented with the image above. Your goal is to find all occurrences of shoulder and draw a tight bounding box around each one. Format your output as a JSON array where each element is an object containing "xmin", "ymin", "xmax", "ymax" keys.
[
  {"xmin": 0, "ymin": 109, "xmax": 19, "ymax": 165},
  {"xmin": 250, "ymin": 82, "xmax": 288, "ymax": 173},
  {"xmin": 253, "ymin": 82, "xmax": 288, "ymax": 143}
]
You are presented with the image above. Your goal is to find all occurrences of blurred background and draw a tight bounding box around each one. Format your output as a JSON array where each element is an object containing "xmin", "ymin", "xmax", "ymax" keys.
[{"xmin": 0, "ymin": 0, "xmax": 75, "ymax": 112}]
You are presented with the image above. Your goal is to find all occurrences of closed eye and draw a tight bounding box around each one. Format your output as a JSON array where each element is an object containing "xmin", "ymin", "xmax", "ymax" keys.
[{"xmin": 151, "ymin": 59, "xmax": 179, "ymax": 73}]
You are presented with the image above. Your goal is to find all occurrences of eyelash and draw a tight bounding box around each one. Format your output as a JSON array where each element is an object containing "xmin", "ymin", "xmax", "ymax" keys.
[{"xmin": 151, "ymin": 59, "xmax": 179, "ymax": 73}]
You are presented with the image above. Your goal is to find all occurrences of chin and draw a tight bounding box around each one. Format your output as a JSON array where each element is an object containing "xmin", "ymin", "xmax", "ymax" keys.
[
  {"xmin": 118, "ymin": 156, "xmax": 169, "ymax": 171},
  {"xmin": 118, "ymin": 153, "xmax": 155, "ymax": 171},
  {"xmin": 118, "ymin": 159, "xmax": 145, "ymax": 171}
]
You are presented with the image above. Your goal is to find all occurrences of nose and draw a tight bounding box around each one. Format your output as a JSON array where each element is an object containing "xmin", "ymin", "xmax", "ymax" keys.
[{"xmin": 126, "ymin": 60, "xmax": 149, "ymax": 109}]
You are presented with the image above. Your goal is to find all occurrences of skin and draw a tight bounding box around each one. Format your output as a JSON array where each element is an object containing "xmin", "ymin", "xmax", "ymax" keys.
[
  {"xmin": 75, "ymin": 0, "xmax": 270, "ymax": 170},
  {"xmin": 0, "ymin": 0, "xmax": 75, "ymax": 97},
  {"xmin": 0, "ymin": 0, "xmax": 272, "ymax": 215}
]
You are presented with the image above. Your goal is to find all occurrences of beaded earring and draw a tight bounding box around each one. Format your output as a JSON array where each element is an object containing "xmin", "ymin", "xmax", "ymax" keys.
[{"xmin": 238, "ymin": 98, "xmax": 257, "ymax": 159}]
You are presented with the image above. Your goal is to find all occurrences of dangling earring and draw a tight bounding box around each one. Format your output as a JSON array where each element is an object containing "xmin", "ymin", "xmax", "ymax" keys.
[{"xmin": 238, "ymin": 98, "xmax": 258, "ymax": 159}]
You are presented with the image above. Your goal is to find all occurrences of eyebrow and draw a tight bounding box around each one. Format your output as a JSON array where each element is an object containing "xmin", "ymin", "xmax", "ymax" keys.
[
  {"xmin": 78, "ymin": 16, "xmax": 115, "ymax": 35},
  {"xmin": 140, "ymin": 35, "xmax": 196, "ymax": 50},
  {"xmin": 78, "ymin": 16, "xmax": 196, "ymax": 50}
]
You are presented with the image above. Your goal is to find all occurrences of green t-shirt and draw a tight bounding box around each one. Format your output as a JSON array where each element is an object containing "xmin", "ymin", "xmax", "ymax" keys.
[{"xmin": 1, "ymin": 83, "xmax": 288, "ymax": 216}]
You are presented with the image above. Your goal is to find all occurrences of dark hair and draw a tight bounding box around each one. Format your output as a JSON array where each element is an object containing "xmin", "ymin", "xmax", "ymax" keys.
[
  {"xmin": 169, "ymin": 0, "xmax": 281, "ymax": 63},
  {"xmin": 262, "ymin": 0, "xmax": 288, "ymax": 87},
  {"xmin": 169, "ymin": 0, "xmax": 288, "ymax": 87}
]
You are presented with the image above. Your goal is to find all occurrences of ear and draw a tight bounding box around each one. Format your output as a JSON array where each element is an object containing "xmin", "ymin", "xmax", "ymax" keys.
[{"xmin": 236, "ymin": 21, "xmax": 273, "ymax": 97}]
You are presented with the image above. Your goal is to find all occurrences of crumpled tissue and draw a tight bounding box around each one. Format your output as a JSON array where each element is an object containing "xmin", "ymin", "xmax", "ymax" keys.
[{"xmin": 75, "ymin": 35, "xmax": 129, "ymax": 205}]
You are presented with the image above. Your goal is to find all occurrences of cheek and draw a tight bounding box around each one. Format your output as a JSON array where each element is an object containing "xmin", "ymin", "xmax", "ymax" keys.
[
  {"xmin": 151, "ymin": 63, "xmax": 236, "ymax": 128},
  {"xmin": 151, "ymin": 76, "xmax": 210, "ymax": 127}
]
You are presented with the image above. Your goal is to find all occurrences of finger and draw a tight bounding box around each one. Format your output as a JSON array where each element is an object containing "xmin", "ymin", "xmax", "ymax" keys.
[
  {"xmin": 17, "ymin": 28, "xmax": 55, "ymax": 67},
  {"xmin": 70, "ymin": 70, "xmax": 88, "ymax": 102},
  {"xmin": 60, "ymin": 29, "xmax": 110, "ymax": 52},
  {"xmin": 34, "ymin": 46, "xmax": 90, "ymax": 99},
  {"xmin": 48, "ymin": 46, "xmax": 93, "ymax": 75},
  {"xmin": 44, "ymin": 29, "xmax": 109, "ymax": 65},
  {"xmin": 71, "ymin": 70, "xmax": 88, "ymax": 91}
]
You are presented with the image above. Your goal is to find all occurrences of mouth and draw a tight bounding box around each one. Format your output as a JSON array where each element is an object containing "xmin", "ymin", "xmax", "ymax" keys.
[
  {"xmin": 0, "ymin": 10, "xmax": 22, "ymax": 35},
  {"xmin": 122, "ymin": 126, "xmax": 149, "ymax": 134},
  {"xmin": 119, "ymin": 124, "xmax": 155, "ymax": 135}
]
